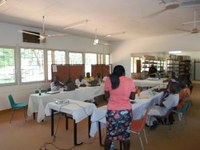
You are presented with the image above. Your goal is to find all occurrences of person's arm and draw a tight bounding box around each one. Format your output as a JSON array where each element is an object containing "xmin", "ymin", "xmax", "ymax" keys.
[
  {"xmin": 104, "ymin": 91, "xmax": 110, "ymax": 101},
  {"xmin": 129, "ymin": 92, "xmax": 135, "ymax": 100}
]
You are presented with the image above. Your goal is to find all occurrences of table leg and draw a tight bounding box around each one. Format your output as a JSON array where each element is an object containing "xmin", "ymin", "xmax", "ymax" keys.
[
  {"xmin": 51, "ymin": 109, "xmax": 55, "ymax": 136},
  {"xmin": 74, "ymin": 120, "xmax": 83, "ymax": 145},
  {"xmin": 65, "ymin": 114, "xmax": 68, "ymax": 130},
  {"xmin": 33, "ymin": 112, "xmax": 36, "ymax": 120},
  {"xmin": 98, "ymin": 122, "xmax": 104, "ymax": 146},
  {"xmin": 88, "ymin": 115, "xmax": 91, "ymax": 138}
]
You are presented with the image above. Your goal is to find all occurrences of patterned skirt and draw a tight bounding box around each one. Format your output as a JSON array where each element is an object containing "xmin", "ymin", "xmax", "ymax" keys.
[{"xmin": 106, "ymin": 109, "xmax": 132, "ymax": 141}]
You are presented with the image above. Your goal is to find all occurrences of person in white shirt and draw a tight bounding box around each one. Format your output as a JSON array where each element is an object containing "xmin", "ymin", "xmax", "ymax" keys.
[
  {"xmin": 50, "ymin": 76, "xmax": 64, "ymax": 91},
  {"xmin": 146, "ymin": 81, "xmax": 179, "ymax": 126},
  {"xmin": 75, "ymin": 75, "xmax": 88, "ymax": 87}
]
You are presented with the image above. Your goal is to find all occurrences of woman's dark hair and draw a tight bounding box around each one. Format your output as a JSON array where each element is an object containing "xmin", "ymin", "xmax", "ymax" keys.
[{"xmin": 110, "ymin": 65, "xmax": 125, "ymax": 89}]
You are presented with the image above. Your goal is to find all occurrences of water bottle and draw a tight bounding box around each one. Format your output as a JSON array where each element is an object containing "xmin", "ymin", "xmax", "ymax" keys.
[
  {"xmin": 110, "ymin": 142, "xmax": 114, "ymax": 150},
  {"xmin": 39, "ymin": 88, "xmax": 41, "ymax": 96}
]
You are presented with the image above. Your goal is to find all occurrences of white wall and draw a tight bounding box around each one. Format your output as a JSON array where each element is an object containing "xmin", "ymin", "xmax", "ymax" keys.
[
  {"xmin": 0, "ymin": 22, "xmax": 109, "ymax": 111},
  {"xmin": 110, "ymin": 33, "xmax": 200, "ymax": 77}
]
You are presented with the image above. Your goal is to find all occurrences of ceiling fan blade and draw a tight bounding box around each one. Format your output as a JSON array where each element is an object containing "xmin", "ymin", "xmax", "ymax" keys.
[
  {"xmin": 64, "ymin": 19, "xmax": 88, "ymax": 30},
  {"xmin": 47, "ymin": 33, "xmax": 68, "ymax": 38},
  {"xmin": 105, "ymin": 31, "xmax": 126, "ymax": 37},
  {"xmin": 175, "ymin": 28, "xmax": 191, "ymax": 32},
  {"xmin": 99, "ymin": 42, "xmax": 111, "ymax": 46},
  {"xmin": 18, "ymin": 30, "xmax": 40, "ymax": 36},
  {"xmin": 146, "ymin": 8, "xmax": 168, "ymax": 18}
]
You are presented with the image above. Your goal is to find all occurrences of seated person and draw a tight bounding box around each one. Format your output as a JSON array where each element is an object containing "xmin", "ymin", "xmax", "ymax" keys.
[
  {"xmin": 146, "ymin": 82, "xmax": 179, "ymax": 127},
  {"xmin": 94, "ymin": 72, "xmax": 102, "ymax": 85},
  {"xmin": 177, "ymin": 80, "xmax": 191, "ymax": 110},
  {"xmin": 75, "ymin": 75, "xmax": 88, "ymax": 87},
  {"xmin": 65, "ymin": 77, "xmax": 76, "ymax": 90},
  {"xmin": 149, "ymin": 64, "xmax": 157, "ymax": 78},
  {"xmin": 84, "ymin": 72, "xmax": 94, "ymax": 83},
  {"xmin": 50, "ymin": 76, "xmax": 64, "ymax": 91}
]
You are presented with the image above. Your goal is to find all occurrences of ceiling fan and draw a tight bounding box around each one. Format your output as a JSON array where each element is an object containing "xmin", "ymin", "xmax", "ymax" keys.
[
  {"xmin": 93, "ymin": 29, "xmax": 111, "ymax": 46},
  {"xmin": 177, "ymin": 10, "xmax": 200, "ymax": 34},
  {"xmin": 19, "ymin": 16, "xmax": 68, "ymax": 43},
  {"xmin": 147, "ymin": 0, "xmax": 200, "ymax": 17}
]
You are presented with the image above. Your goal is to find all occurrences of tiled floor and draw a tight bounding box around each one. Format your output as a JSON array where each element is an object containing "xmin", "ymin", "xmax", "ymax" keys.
[{"xmin": 0, "ymin": 82, "xmax": 200, "ymax": 150}]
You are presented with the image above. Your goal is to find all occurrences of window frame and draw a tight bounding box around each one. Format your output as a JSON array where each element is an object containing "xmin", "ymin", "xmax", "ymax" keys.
[
  {"xmin": 19, "ymin": 47, "xmax": 45, "ymax": 84},
  {"xmin": 0, "ymin": 46, "xmax": 17, "ymax": 86}
]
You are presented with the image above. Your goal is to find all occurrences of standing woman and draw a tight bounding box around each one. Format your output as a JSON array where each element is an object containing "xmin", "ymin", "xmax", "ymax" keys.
[{"xmin": 104, "ymin": 65, "xmax": 136, "ymax": 150}]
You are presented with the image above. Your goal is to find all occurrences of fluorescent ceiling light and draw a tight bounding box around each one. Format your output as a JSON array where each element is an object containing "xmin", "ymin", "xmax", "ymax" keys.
[
  {"xmin": 169, "ymin": 51, "xmax": 182, "ymax": 54},
  {"xmin": 0, "ymin": 0, "xmax": 7, "ymax": 7}
]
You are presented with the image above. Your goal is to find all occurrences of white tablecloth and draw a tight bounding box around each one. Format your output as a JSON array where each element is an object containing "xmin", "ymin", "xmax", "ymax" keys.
[
  {"xmin": 28, "ymin": 85, "xmax": 104, "ymax": 122},
  {"xmin": 45, "ymin": 99, "xmax": 97, "ymax": 123},
  {"xmin": 134, "ymin": 78, "xmax": 166, "ymax": 88},
  {"xmin": 89, "ymin": 91, "xmax": 163, "ymax": 137}
]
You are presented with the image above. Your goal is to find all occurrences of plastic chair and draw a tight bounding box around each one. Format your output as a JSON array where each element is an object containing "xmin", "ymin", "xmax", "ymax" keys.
[
  {"xmin": 8, "ymin": 94, "xmax": 28, "ymax": 123},
  {"xmin": 173, "ymin": 100, "xmax": 191, "ymax": 121},
  {"xmin": 149, "ymin": 107, "xmax": 175, "ymax": 131},
  {"xmin": 130, "ymin": 109, "xmax": 149, "ymax": 150}
]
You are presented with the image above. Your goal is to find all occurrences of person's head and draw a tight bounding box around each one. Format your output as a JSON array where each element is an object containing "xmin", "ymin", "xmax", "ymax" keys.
[
  {"xmin": 169, "ymin": 82, "xmax": 179, "ymax": 94},
  {"xmin": 86, "ymin": 72, "xmax": 90, "ymax": 78},
  {"xmin": 78, "ymin": 75, "xmax": 83, "ymax": 81},
  {"xmin": 110, "ymin": 65, "xmax": 125, "ymax": 89}
]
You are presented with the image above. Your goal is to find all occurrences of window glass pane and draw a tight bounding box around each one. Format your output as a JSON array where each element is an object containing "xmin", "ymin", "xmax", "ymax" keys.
[
  {"xmin": 0, "ymin": 48, "xmax": 16, "ymax": 84},
  {"xmin": 47, "ymin": 50, "xmax": 66, "ymax": 80},
  {"xmin": 20, "ymin": 48, "xmax": 44, "ymax": 83},
  {"xmin": 54, "ymin": 51, "xmax": 66, "ymax": 64},
  {"xmin": 69, "ymin": 52, "xmax": 83, "ymax": 64},
  {"xmin": 85, "ymin": 53, "xmax": 97, "ymax": 74},
  {"xmin": 105, "ymin": 54, "xmax": 110, "ymax": 65}
]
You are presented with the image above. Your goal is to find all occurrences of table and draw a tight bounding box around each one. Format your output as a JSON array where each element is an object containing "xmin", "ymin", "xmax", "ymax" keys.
[
  {"xmin": 45, "ymin": 99, "xmax": 97, "ymax": 145},
  {"xmin": 134, "ymin": 78, "xmax": 167, "ymax": 88},
  {"xmin": 28, "ymin": 85, "xmax": 104, "ymax": 122},
  {"xmin": 89, "ymin": 90, "xmax": 163, "ymax": 145}
]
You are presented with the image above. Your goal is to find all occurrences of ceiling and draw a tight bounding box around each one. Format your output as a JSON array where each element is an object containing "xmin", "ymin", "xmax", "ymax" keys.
[{"xmin": 0, "ymin": 0, "xmax": 200, "ymax": 42}]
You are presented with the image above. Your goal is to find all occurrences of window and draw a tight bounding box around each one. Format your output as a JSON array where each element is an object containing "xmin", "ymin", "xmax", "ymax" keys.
[
  {"xmin": 85, "ymin": 53, "xmax": 97, "ymax": 74},
  {"xmin": 69, "ymin": 52, "xmax": 83, "ymax": 64},
  {"xmin": 47, "ymin": 50, "xmax": 66, "ymax": 80},
  {"xmin": 131, "ymin": 57, "xmax": 133, "ymax": 73},
  {"xmin": 105, "ymin": 54, "xmax": 110, "ymax": 65},
  {"xmin": 0, "ymin": 48, "xmax": 16, "ymax": 84},
  {"xmin": 20, "ymin": 48, "xmax": 44, "ymax": 83},
  {"xmin": 97, "ymin": 53, "xmax": 104, "ymax": 64}
]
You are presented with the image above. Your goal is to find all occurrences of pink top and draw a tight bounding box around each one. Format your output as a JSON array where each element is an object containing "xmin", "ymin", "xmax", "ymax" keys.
[{"xmin": 105, "ymin": 76, "xmax": 135, "ymax": 110}]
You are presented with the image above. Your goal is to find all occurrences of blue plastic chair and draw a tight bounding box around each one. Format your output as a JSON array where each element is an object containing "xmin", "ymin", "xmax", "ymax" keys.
[
  {"xmin": 8, "ymin": 94, "xmax": 28, "ymax": 123},
  {"xmin": 173, "ymin": 100, "xmax": 192, "ymax": 121}
]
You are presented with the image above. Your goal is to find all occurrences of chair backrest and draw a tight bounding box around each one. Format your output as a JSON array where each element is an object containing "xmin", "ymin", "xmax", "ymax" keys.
[
  {"xmin": 131, "ymin": 108, "xmax": 150, "ymax": 132},
  {"xmin": 180, "ymin": 100, "xmax": 191, "ymax": 113},
  {"xmin": 8, "ymin": 94, "xmax": 16, "ymax": 109}
]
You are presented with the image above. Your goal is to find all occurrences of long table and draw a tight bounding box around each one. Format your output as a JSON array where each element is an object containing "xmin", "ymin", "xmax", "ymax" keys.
[
  {"xmin": 134, "ymin": 78, "xmax": 167, "ymax": 88},
  {"xmin": 45, "ymin": 99, "xmax": 97, "ymax": 145},
  {"xmin": 28, "ymin": 85, "xmax": 104, "ymax": 122},
  {"xmin": 89, "ymin": 90, "xmax": 163, "ymax": 145}
]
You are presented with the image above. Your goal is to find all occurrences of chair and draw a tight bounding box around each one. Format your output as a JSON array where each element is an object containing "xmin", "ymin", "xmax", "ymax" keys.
[
  {"xmin": 149, "ymin": 107, "xmax": 175, "ymax": 130},
  {"xmin": 8, "ymin": 94, "xmax": 28, "ymax": 123},
  {"xmin": 172, "ymin": 100, "xmax": 191, "ymax": 121},
  {"xmin": 130, "ymin": 109, "xmax": 149, "ymax": 150}
]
